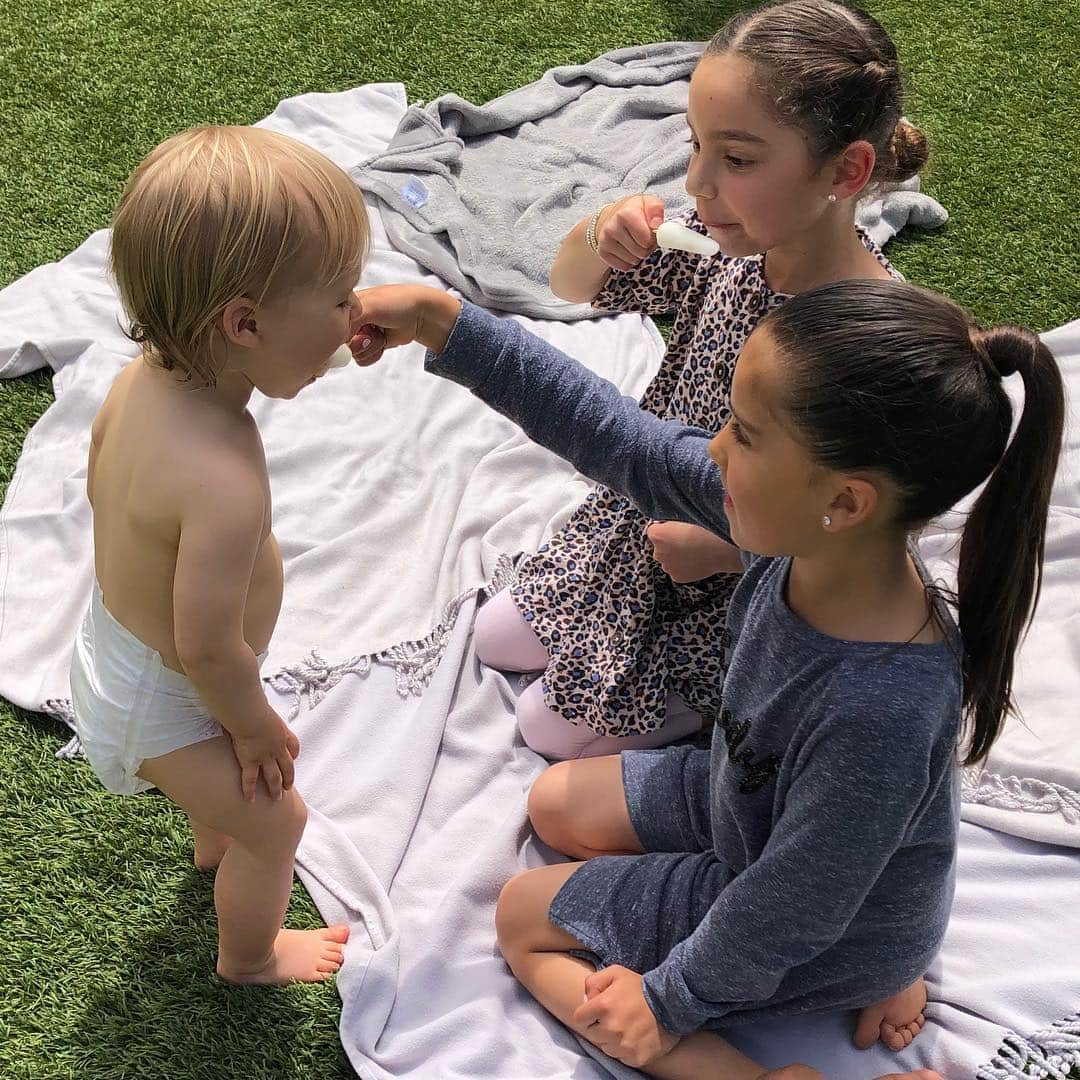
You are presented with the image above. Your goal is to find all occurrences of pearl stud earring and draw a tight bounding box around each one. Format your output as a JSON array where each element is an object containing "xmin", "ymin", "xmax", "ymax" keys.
[
  {"xmin": 826, "ymin": 193, "xmax": 838, "ymax": 204},
  {"xmin": 822, "ymin": 514, "xmax": 832, "ymax": 527}
]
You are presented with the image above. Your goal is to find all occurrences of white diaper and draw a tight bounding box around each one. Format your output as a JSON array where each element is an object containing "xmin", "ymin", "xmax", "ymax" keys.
[{"xmin": 69, "ymin": 582, "xmax": 260, "ymax": 796}]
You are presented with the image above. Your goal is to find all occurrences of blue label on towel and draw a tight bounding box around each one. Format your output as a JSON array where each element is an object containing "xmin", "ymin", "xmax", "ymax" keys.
[{"xmin": 401, "ymin": 176, "xmax": 429, "ymax": 209}]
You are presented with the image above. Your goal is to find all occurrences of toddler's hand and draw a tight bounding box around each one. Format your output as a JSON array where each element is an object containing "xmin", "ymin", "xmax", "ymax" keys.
[
  {"xmin": 230, "ymin": 706, "xmax": 299, "ymax": 802},
  {"xmin": 593, "ymin": 194, "xmax": 666, "ymax": 272},
  {"xmin": 645, "ymin": 520, "xmax": 743, "ymax": 582}
]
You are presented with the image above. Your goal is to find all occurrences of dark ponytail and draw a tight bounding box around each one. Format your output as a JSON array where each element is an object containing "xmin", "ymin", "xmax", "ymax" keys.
[
  {"xmin": 956, "ymin": 327, "xmax": 1065, "ymax": 762},
  {"xmin": 706, "ymin": 0, "xmax": 929, "ymax": 183},
  {"xmin": 762, "ymin": 280, "xmax": 1065, "ymax": 765}
]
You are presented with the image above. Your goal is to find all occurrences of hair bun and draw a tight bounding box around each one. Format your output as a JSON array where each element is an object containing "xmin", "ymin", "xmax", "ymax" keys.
[{"xmin": 887, "ymin": 119, "xmax": 930, "ymax": 182}]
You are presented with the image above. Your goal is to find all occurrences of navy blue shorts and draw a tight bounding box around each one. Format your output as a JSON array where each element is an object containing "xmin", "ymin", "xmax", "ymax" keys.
[{"xmin": 547, "ymin": 745, "xmax": 735, "ymax": 978}]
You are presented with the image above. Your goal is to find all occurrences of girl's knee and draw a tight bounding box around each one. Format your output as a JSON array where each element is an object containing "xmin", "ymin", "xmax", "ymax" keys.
[
  {"xmin": 527, "ymin": 763, "xmax": 574, "ymax": 847},
  {"xmin": 472, "ymin": 595, "xmax": 506, "ymax": 667},
  {"xmin": 517, "ymin": 683, "xmax": 582, "ymax": 760},
  {"xmin": 474, "ymin": 590, "xmax": 549, "ymax": 672},
  {"xmin": 494, "ymin": 870, "xmax": 534, "ymax": 959}
]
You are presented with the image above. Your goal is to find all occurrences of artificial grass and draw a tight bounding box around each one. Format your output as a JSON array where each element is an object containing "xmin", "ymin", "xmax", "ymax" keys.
[{"xmin": 1, "ymin": 0, "xmax": 1078, "ymax": 1077}]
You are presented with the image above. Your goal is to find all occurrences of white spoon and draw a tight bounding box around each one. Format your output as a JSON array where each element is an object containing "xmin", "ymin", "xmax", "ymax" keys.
[{"xmin": 327, "ymin": 343, "xmax": 354, "ymax": 369}]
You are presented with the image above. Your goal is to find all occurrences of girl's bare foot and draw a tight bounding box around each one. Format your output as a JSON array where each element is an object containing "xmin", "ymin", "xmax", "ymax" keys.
[
  {"xmin": 216, "ymin": 925, "xmax": 349, "ymax": 985},
  {"xmin": 876, "ymin": 1072, "xmax": 942, "ymax": 1080},
  {"xmin": 191, "ymin": 822, "xmax": 232, "ymax": 870},
  {"xmin": 854, "ymin": 978, "xmax": 928, "ymax": 1050},
  {"xmin": 755, "ymin": 1069, "xmax": 941, "ymax": 1080}
]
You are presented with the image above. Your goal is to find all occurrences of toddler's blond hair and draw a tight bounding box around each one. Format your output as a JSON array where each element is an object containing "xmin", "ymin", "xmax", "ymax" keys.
[{"xmin": 110, "ymin": 125, "xmax": 370, "ymax": 386}]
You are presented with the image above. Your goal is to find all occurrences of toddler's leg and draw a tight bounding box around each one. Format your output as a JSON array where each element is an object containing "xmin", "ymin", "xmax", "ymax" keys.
[
  {"xmin": 474, "ymin": 589, "xmax": 550, "ymax": 672},
  {"xmin": 137, "ymin": 736, "xmax": 348, "ymax": 985},
  {"xmin": 188, "ymin": 813, "xmax": 231, "ymax": 871},
  {"xmin": 517, "ymin": 679, "xmax": 702, "ymax": 760}
]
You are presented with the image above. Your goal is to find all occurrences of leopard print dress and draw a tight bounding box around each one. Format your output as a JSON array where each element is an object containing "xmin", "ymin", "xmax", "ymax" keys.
[{"xmin": 509, "ymin": 210, "xmax": 896, "ymax": 737}]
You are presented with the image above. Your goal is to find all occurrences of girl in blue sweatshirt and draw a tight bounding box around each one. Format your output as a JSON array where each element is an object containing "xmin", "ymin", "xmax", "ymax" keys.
[{"xmin": 347, "ymin": 279, "xmax": 1063, "ymax": 1080}]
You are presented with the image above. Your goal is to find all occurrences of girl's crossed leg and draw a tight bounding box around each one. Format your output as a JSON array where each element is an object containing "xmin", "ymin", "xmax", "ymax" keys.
[
  {"xmin": 137, "ymin": 735, "xmax": 348, "ymax": 985},
  {"xmin": 475, "ymin": 590, "xmax": 704, "ymax": 759},
  {"xmin": 500, "ymin": 757, "xmax": 940, "ymax": 1079}
]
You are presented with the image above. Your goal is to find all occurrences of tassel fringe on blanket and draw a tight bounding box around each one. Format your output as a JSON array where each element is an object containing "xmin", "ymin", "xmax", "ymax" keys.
[
  {"xmin": 976, "ymin": 1013, "xmax": 1080, "ymax": 1080},
  {"xmin": 962, "ymin": 770, "xmax": 1080, "ymax": 827},
  {"xmin": 44, "ymin": 571, "xmax": 1080, "ymax": 845},
  {"xmin": 40, "ymin": 553, "xmax": 520, "ymax": 755}
]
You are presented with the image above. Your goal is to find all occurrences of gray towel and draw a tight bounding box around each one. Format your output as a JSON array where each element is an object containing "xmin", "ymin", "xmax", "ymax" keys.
[{"xmin": 353, "ymin": 42, "xmax": 947, "ymax": 321}]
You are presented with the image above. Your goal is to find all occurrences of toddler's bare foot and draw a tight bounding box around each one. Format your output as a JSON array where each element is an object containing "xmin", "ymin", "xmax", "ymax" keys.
[
  {"xmin": 854, "ymin": 978, "xmax": 928, "ymax": 1051},
  {"xmin": 217, "ymin": 925, "xmax": 349, "ymax": 985},
  {"xmin": 191, "ymin": 822, "xmax": 232, "ymax": 871}
]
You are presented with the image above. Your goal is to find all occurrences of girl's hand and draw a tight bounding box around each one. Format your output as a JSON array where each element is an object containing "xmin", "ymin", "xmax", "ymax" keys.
[
  {"xmin": 348, "ymin": 285, "xmax": 462, "ymax": 364},
  {"xmin": 646, "ymin": 520, "xmax": 744, "ymax": 582},
  {"xmin": 573, "ymin": 966, "xmax": 680, "ymax": 1068},
  {"xmin": 594, "ymin": 194, "xmax": 666, "ymax": 272},
  {"xmin": 229, "ymin": 706, "xmax": 299, "ymax": 802}
]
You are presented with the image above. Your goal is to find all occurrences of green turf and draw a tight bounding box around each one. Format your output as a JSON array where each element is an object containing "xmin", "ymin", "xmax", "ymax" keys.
[{"xmin": 1, "ymin": 1, "xmax": 1078, "ymax": 1077}]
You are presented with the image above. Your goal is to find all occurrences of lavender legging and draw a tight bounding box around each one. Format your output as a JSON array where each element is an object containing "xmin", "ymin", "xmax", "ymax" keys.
[{"xmin": 474, "ymin": 589, "xmax": 703, "ymax": 760}]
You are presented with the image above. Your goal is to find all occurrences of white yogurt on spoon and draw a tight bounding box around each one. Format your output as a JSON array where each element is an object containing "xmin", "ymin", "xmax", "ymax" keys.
[{"xmin": 654, "ymin": 220, "xmax": 720, "ymax": 256}]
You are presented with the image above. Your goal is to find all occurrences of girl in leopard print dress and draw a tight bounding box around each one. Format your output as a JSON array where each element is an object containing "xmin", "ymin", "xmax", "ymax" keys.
[{"xmin": 475, "ymin": 0, "xmax": 930, "ymax": 760}]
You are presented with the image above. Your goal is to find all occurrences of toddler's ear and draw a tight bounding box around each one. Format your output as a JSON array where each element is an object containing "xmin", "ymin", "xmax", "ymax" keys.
[{"xmin": 221, "ymin": 298, "xmax": 259, "ymax": 347}]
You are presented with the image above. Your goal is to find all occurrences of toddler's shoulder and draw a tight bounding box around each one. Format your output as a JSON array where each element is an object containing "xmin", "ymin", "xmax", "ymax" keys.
[{"xmin": 145, "ymin": 403, "xmax": 269, "ymax": 536}]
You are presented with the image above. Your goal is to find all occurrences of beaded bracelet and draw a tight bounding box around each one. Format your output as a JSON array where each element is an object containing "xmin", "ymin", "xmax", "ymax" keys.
[{"xmin": 585, "ymin": 204, "xmax": 609, "ymax": 255}]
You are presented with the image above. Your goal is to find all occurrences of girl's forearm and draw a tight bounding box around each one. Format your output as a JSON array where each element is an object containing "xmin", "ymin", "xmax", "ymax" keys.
[{"xmin": 549, "ymin": 216, "xmax": 612, "ymax": 303}]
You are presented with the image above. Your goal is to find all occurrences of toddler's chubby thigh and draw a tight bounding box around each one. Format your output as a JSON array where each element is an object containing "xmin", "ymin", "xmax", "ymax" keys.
[{"xmin": 136, "ymin": 736, "xmax": 307, "ymax": 854}]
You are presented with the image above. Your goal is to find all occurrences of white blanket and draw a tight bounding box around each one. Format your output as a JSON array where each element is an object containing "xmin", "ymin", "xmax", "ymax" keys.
[
  {"xmin": 279, "ymin": 593, "xmax": 1080, "ymax": 1080},
  {"xmin": 2, "ymin": 81, "xmax": 1079, "ymax": 1079}
]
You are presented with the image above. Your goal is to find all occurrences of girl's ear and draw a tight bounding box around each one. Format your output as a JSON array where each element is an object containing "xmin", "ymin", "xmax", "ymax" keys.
[
  {"xmin": 221, "ymin": 298, "xmax": 259, "ymax": 348},
  {"xmin": 830, "ymin": 140, "xmax": 876, "ymax": 202},
  {"xmin": 824, "ymin": 475, "xmax": 880, "ymax": 531}
]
